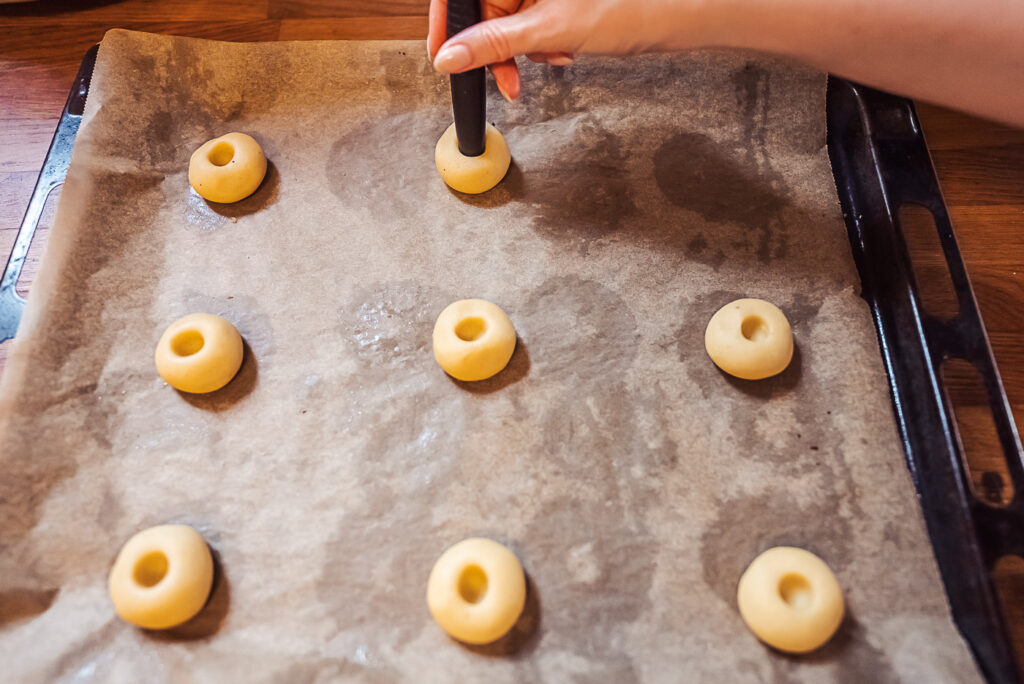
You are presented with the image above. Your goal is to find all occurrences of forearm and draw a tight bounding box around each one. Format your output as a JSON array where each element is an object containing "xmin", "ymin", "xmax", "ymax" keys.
[
  {"xmin": 700, "ymin": 0, "xmax": 1024, "ymax": 126},
  {"xmin": 431, "ymin": 0, "xmax": 1024, "ymax": 124}
]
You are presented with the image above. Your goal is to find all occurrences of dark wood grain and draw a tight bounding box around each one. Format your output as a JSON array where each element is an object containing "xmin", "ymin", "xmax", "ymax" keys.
[{"xmin": 1, "ymin": 0, "xmax": 1023, "ymax": 671}]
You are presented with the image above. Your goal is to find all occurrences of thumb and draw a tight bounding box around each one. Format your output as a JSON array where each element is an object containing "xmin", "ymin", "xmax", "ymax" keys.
[{"xmin": 433, "ymin": 5, "xmax": 556, "ymax": 74}]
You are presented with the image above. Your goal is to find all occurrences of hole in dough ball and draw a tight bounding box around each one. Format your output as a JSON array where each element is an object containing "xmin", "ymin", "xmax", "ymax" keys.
[
  {"xmin": 454, "ymin": 317, "xmax": 487, "ymax": 342},
  {"xmin": 171, "ymin": 329, "xmax": 205, "ymax": 357},
  {"xmin": 458, "ymin": 564, "xmax": 488, "ymax": 604},
  {"xmin": 133, "ymin": 551, "xmax": 169, "ymax": 588},
  {"xmin": 741, "ymin": 315, "xmax": 769, "ymax": 342},
  {"xmin": 778, "ymin": 573, "xmax": 813, "ymax": 610},
  {"xmin": 207, "ymin": 141, "xmax": 235, "ymax": 166}
]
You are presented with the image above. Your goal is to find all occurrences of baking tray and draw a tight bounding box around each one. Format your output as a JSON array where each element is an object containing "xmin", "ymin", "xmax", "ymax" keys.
[
  {"xmin": 2, "ymin": 46, "xmax": 1021, "ymax": 682},
  {"xmin": 826, "ymin": 77, "xmax": 1024, "ymax": 683}
]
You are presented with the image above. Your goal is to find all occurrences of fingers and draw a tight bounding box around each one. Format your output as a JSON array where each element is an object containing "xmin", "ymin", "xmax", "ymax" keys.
[
  {"xmin": 429, "ymin": 0, "xmax": 523, "ymax": 60},
  {"xmin": 433, "ymin": 3, "xmax": 558, "ymax": 74},
  {"xmin": 427, "ymin": 0, "xmax": 448, "ymax": 59},
  {"xmin": 489, "ymin": 58, "xmax": 521, "ymax": 100},
  {"xmin": 526, "ymin": 52, "xmax": 574, "ymax": 65}
]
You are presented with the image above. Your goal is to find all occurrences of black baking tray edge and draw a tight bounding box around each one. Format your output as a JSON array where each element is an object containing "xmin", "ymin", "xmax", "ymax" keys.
[
  {"xmin": 4, "ymin": 48, "xmax": 1021, "ymax": 683},
  {"xmin": 827, "ymin": 76, "xmax": 1024, "ymax": 683}
]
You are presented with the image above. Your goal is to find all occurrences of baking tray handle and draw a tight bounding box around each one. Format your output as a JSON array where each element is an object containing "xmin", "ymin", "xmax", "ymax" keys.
[
  {"xmin": 0, "ymin": 45, "xmax": 97, "ymax": 344},
  {"xmin": 827, "ymin": 76, "xmax": 1024, "ymax": 684}
]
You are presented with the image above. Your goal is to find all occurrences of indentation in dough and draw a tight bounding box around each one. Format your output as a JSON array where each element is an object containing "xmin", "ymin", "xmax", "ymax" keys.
[
  {"xmin": 699, "ymin": 492, "xmax": 855, "ymax": 609},
  {"xmin": 133, "ymin": 551, "xmax": 169, "ymax": 587},
  {"xmin": 454, "ymin": 317, "xmax": 486, "ymax": 342},
  {"xmin": 435, "ymin": 122, "xmax": 511, "ymax": 194},
  {"xmin": 427, "ymin": 538, "xmax": 525, "ymax": 644},
  {"xmin": 433, "ymin": 299, "xmax": 516, "ymax": 381},
  {"xmin": 741, "ymin": 315, "xmax": 769, "ymax": 342},
  {"xmin": 458, "ymin": 564, "xmax": 488, "ymax": 604},
  {"xmin": 188, "ymin": 132, "xmax": 266, "ymax": 204},
  {"xmin": 155, "ymin": 313, "xmax": 243, "ymax": 394},
  {"xmin": 705, "ymin": 298, "xmax": 792, "ymax": 380},
  {"xmin": 207, "ymin": 141, "xmax": 234, "ymax": 166},
  {"xmin": 736, "ymin": 546, "xmax": 844, "ymax": 653},
  {"xmin": 778, "ymin": 572, "xmax": 812, "ymax": 610},
  {"xmin": 108, "ymin": 524, "xmax": 214, "ymax": 630},
  {"xmin": 171, "ymin": 329, "xmax": 204, "ymax": 357}
]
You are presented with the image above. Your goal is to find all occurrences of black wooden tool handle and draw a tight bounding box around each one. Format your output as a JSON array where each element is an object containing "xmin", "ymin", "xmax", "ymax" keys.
[{"xmin": 446, "ymin": 0, "xmax": 486, "ymax": 157}]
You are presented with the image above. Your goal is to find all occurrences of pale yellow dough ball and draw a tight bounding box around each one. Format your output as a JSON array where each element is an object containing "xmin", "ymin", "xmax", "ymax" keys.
[
  {"xmin": 435, "ymin": 122, "xmax": 511, "ymax": 194},
  {"xmin": 427, "ymin": 537, "xmax": 526, "ymax": 644},
  {"xmin": 188, "ymin": 132, "xmax": 267, "ymax": 203},
  {"xmin": 737, "ymin": 546, "xmax": 844, "ymax": 653},
  {"xmin": 433, "ymin": 299, "xmax": 516, "ymax": 381},
  {"xmin": 108, "ymin": 524, "xmax": 214, "ymax": 630},
  {"xmin": 155, "ymin": 313, "xmax": 244, "ymax": 394},
  {"xmin": 705, "ymin": 298, "xmax": 794, "ymax": 380}
]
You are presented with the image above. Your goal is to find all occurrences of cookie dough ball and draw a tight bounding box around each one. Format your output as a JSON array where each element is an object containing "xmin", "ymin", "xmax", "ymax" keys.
[
  {"xmin": 705, "ymin": 298, "xmax": 793, "ymax": 380},
  {"xmin": 427, "ymin": 537, "xmax": 526, "ymax": 644},
  {"xmin": 189, "ymin": 132, "xmax": 267, "ymax": 203},
  {"xmin": 433, "ymin": 299, "xmax": 516, "ymax": 381},
  {"xmin": 109, "ymin": 524, "xmax": 214, "ymax": 630},
  {"xmin": 737, "ymin": 546, "xmax": 844, "ymax": 653},
  {"xmin": 155, "ymin": 313, "xmax": 244, "ymax": 394},
  {"xmin": 435, "ymin": 122, "xmax": 511, "ymax": 194}
]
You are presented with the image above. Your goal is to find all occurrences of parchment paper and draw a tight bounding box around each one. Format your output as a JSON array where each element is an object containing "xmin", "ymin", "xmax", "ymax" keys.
[{"xmin": 0, "ymin": 29, "xmax": 982, "ymax": 682}]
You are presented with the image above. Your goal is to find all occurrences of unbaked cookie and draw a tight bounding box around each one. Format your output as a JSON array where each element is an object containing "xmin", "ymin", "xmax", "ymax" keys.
[
  {"xmin": 427, "ymin": 537, "xmax": 526, "ymax": 644},
  {"xmin": 108, "ymin": 524, "xmax": 214, "ymax": 630},
  {"xmin": 435, "ymin": 122, "xmax": 511, "ymax": 194},
  {"xmin": 737, "ymin": 546, "xmax": 844, "ymax": 653},
  {"xmin": 155, "ymin": 313, "xmax": 244, "ymax": 394},
  {"xmin": 433, "ymin": 299, "xmax": 516, "ymax": 381},
  {"xmin": 705, "ymin": 298, "xmax": 793, "ymax": 380},
  {"xmin": 189, "ymin": 132, "xmax": 267, "ymax": 203}
]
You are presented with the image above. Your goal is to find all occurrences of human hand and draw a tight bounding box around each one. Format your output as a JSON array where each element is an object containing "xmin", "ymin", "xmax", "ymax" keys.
[
  {"xmin": 427, "ymin": 0, "xmax": 1024, "ymax": 127},
  {"xmin": 427, "ymin": 0, "xmax": 713, "ymax": 99}
]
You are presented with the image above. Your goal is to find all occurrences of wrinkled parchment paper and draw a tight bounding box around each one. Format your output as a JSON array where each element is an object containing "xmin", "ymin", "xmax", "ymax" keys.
[{"xmin": 0, "ymin": 29, "xmax": 982, "ymax": 682}]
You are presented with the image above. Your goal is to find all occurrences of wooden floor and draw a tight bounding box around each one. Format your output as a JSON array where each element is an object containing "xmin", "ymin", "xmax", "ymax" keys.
[{"xmin": 2, "ymin": 0, "xmax": 1023, "ymax": 674}]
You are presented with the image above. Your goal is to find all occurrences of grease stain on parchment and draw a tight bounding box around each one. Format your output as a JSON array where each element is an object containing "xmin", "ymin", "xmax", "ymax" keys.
[
  {"xmin": 326, "ymin": 111, "xmax": 450, "ymax": 219},
  {"xmin": 516, "ymin": 118, "xmax": 636, "ymax": 249},
  {"xmin": 521, "ymin": 497, "xmax": 653, "ymax": 683},
  {"xmin": 0, "ymin": 587, "xmax": 59, "ymax": 628},
  {"xmin": 769, "ymin": 612, "xmax": 899, "ymax": 684},
  {"xmin": 118, "ymin": 41, "xmax": 292, "ymax": 173},
  {"xmin": 653, "ymin": 131, "xmax": 790, "ymax": 264},
  {"xmin": 652, "ymin": 62, "xmax": 795, "ymax": 265},
  {"xmin": 698, "ymin": 491, "xmax": 855, "ymax": 607},
  {"xmin": 380, "ymin": 50, "xmax": 447, "ymax": 116},
  {"xmin": 523, "ymin": 275, "xmax": 680, "ymax": 499}
]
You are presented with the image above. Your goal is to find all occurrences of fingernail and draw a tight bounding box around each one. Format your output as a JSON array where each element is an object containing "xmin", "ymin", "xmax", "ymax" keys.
[
  {"xmin": 496, "ymin": 80, "xmax": 514, "ymax": 102},
  {"xmin": 434, "ymin": 44, "xmax": 472, "ymax": 73},
  {"xmin": 426, "ymin": 38, "xmax": 433, "ymax": 60},
  {"xmin": 549, "ymin": 55, "xmax": 574, "ymax": 66}
]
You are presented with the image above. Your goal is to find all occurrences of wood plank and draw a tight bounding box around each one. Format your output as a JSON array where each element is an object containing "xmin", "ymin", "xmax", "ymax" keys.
[
  {"xmin": 0, "ymin": 0, "xmax": 271, "ymax": 23},
  {"xmin": 277, "ymin": 16, "xmax": 427, "ymax": 40},
  {"xmin": 268, "ymin": 0, "xmax": 426, "ymax": 19},
  {"xmin": 917, "ymin": 103, "xmax": 1024, "ymax": 150}
]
